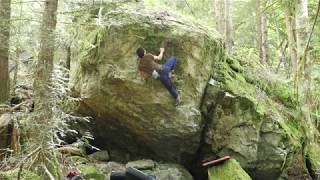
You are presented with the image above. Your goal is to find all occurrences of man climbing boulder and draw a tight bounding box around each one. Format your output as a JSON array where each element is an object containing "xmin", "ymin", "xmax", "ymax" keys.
[{"xmin": 136, "ymin": 47, "xmax": 181, "ymax": 105}]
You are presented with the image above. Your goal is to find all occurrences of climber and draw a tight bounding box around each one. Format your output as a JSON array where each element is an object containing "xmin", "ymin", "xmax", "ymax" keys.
[{"xmin": 136, "ymin": 47, "xmax": 181, "ymax": 105}]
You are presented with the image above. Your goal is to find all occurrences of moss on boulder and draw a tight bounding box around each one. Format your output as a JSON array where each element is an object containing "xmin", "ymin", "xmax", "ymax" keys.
[
  {"xmin": 208, "ymin": 159, "xmax": 251, "ymax": 180},
  {"xmin": 201, "ymin": 57, "xmax": 304, "ymax": 179},
  {"xmin": 306, "ymin": 142, "xmax": 320, "ymax": 179},
  {"xmin": 70, "ymin": 2, "xmax": 222, "ymax": 162},
  {"xmin": 78, "ymin": 164, "xmax": 106, "ymax": 180},
  {"xmin": 68, "ymin": 1, "xmax": 320, "ymax": 179}
]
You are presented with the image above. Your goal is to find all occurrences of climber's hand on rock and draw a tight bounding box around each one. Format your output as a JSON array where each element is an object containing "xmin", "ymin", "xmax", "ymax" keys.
[{"xmin": 154, "ymin": 48, "xmax": 165, "ymax": 60}]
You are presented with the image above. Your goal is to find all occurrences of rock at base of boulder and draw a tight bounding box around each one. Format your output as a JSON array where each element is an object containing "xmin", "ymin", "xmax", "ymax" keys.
[
  {"xmin": 88, "ymin": 150, "xmax": 110, "ymax": 162},
  {"xmin": 95, "ymin": 161, "xmax": 126, "ymax": 178},
  {"xmin": 126, "ymin": 159, "xmax": 155, "ymax": 170},
  {"xmin": 208, "ymin": 159, "xmax": 252, "ymax": 180},
  {"xmin": 153, "ymin": 164, "xmax": 193, "ymax": 180},
  {"xmin": 77, "ymin": 164, "xmax": 106, "ymax": 180},
  {"xmin": 94, "ymin": 160, "xmax": 193, "ymax": 180}
]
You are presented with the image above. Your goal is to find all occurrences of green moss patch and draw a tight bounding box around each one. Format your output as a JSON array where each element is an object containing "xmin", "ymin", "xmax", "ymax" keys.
[
  {"xmin": 0, "ymin": 169, "xmax": 41, "ymax": 180},
  {"xmin": 306, "ymin": 142, "xmax": 320, "ymax": 178},
  {"xmin": 278, "ymin": 119, "xmax": 304, "ymax": 149},
  {"xmin": 208, "ymin": 159, "xmax": 252, "ymax": 180},
  {"xmin": 78, "ymin": 164, "xmax": 106, "ymax": 180}
]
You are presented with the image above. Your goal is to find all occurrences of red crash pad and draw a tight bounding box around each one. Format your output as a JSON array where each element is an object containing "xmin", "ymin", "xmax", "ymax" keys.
[{"xmin": 202, "ymin": 156, "xmax": 231, "ymax": 167}]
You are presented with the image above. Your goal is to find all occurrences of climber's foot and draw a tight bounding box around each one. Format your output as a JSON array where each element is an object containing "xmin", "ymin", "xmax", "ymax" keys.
[{"xmin": 175, "ymin": 95, "xmax": 181, "ymax": 106}]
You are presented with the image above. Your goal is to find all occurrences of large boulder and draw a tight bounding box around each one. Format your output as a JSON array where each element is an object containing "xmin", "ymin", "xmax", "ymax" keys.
[
  {"xmin": 68, "ymin": 2, "xmax": 318, "ymax": 179},
  {"xmin": 70, "ymin": 2, "xmax": 222, "ymax": 162},
  {"xmin": 200, "ymin": 59, "xmax": 303, "ymax": 179}
]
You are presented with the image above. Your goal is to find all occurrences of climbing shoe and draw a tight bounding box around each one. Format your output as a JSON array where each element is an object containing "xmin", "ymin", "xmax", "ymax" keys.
[
  {"xmin": 175, "ymin": 95, "xmax": 181, "ymax": 106},
  {"xmin": 169, "ymin": 71, "xmax": 176, "ymax": 79}
]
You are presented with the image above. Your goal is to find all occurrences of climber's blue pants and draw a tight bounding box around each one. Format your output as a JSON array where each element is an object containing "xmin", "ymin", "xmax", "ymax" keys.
[{"xmin": 159, "ymin": 56, "xmax": 178, "ymax": 99}]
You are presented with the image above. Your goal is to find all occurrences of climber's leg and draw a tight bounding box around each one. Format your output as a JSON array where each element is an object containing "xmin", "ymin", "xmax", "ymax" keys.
[
  {"xmin": 159, "ymin": 66, "xmax": 178, "ymax": 99},
  {"xmin": 163, "ymin": 56, "xmax": 177, "ymax": 71}
]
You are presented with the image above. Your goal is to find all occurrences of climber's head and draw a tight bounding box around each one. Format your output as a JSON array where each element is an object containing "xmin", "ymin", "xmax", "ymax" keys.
[{"xmin": 136, "ymin": 47, "xmax": 146, "ymax": 58}]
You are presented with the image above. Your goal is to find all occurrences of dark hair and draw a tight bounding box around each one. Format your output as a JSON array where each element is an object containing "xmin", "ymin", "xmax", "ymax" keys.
[{"xmin": 136, "ymin": 47, "xmax": 145, "ymax": 58}]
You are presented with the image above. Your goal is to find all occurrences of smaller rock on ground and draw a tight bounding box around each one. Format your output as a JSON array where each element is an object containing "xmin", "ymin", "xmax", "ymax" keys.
[
  {"xmin": 153, "ymin": 163, "xmax": 194, "ymax": 180},
  {"xmin": 95, "ymin": 161, "xmax": 126, "ymax": 179},
  {"xmin": 126, "ymin": 159, "xmax": 155, "ymax": 170},
  {"xmin": 88, "ymin": 150, "xmax": 110, "ymax": 161}
]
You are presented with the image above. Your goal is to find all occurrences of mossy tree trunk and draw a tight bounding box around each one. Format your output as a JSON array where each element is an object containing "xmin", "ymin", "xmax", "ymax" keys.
[
  {"xmin": 214, "ymin": 0, "xmax": 225, "ymax": 37},
  {"xmin": 284, "ymin": 5, "xmax": 298, "ymax": 77},
  {"xmin": 224, "ymin": 0, "xmax": 233, "ymax": 52},
  {"xmin": 296, "ymin": 0, "xmax": 310, "ymax": 115},
  {"xmin": 256, "ymin": 0, "xmax": 268, "ymax": 64},
  {"xmin": 295, "ymin": 0, "xmax": 316, "ymax": 155},
  {"xmin": 0, "ymin": 0, "xmax": 11, "ymax": 103},
  {"xmin": 33, "ymin": 0, "xmax": 58, "ymax": 142}
]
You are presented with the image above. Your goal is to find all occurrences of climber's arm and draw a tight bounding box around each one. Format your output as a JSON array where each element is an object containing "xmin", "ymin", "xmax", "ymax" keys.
[{"xmin": 153, "ymin": 48, "xmax": 165, "ymax": 60}]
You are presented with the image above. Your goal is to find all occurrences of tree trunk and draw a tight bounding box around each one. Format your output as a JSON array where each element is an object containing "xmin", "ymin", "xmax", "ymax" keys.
[
  {"xmin": 261, "ymin": 1, "xmax": 268, "ymax": 64},
  {"xmin": 296, "ymin": 0, "xmax": 309, "ymax": 71},
  {"xmin": 0, "ymin": 0, "xmax": 11, "ymax": 103},
  {"xmin": 214, "ymin": 0, "xmax": 225, "ymax": 36},
  {"xmin": 284, "ymin": 7, "xmax": 298, "ymax": 77},
  {"xmin": 225, "ymin": 0, "xmax": 233, "ymax": 52},
  {"xmin": 295, "ymin": 0, "xmax": 310, "ymax": 97},
  {"xmin": 33, "ymin": 0, "xmax": 58, "ymax": 144},
  {"xmin": 256, "ymin": 0, "xmax": 268, "ymax": 64},
  {"xmin": 296, "ymin": 0, "xmax": 315, "ymax": 150}
]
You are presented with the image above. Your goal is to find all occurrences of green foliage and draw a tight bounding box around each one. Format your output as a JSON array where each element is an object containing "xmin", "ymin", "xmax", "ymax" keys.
[
  {"xmin": 79, "ymin": 27, "xmax": 109, "ymax": 72},
  {"xmin": 261, "ymin": 78, "xmax": 297, "ymax": 108},
  {"xmin": 10, "ymin": 65, "xmax": 94, "ymax": 179},
  {"xmin": 278, "ymin": 119, "xmax": 304, "ymax": 148},
  {"xmin": 0, "ymin": 169, "xmax": 41, "ymax": 180}
]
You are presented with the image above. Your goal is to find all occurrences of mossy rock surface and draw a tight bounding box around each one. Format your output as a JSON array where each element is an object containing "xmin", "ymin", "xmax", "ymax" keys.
[
  {"xmin": 201, "ymin": 60, "xmax": 304, "ymax": 179},
  {"xmin": 70, "ymin": 1, "xmax": 222, "ymax": 162},
  {"xmin": 68, "ymin": 1, "xmax": 318, "ymax": 180},
  {"xmin": 306, "ymin": 142, "xmax": 320, "ymax": 179},
  {"xmin": 208, "ymin": 159, "xmax": 251, "ymax": 180},
  {"xmin": 152, "ymin": 163, "xmax": 193, "ymax": 180}
]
